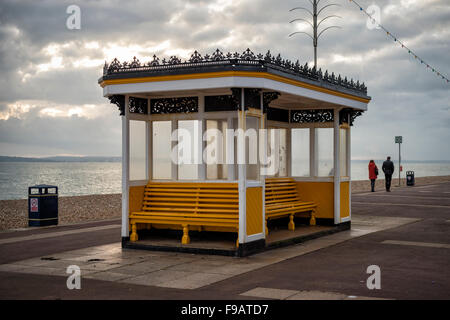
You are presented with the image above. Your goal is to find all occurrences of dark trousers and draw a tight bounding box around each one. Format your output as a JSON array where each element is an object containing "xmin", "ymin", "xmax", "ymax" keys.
[
  {"xmin": 385, "ymin": 174, "xmax": 392, "ymax": 191},
  {"xmin": 370, "ymin": 179, "xmax": 376, "ymax": 192}
]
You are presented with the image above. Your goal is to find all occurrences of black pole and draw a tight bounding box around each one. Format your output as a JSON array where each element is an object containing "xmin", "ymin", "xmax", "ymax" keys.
[{"xmin": 313, "ymin": 0, "xmax": 318, "ymax": 69}]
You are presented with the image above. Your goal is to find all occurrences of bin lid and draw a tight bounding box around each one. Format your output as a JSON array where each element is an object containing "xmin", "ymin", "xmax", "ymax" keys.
[{"xmin": 29, "ymin": 184, "xmax": 58, "ymax": 188}]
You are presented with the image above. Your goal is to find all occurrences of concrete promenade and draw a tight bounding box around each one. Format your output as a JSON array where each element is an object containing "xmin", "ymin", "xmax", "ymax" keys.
[{"xmin": 0, "ymin": 181, "xmax": 449, "ymax": 300}]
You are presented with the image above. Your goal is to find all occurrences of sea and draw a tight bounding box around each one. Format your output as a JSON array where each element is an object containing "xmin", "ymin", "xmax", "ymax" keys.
[{"xmin": 0, "ymin": 160, "xmax": 449, "ymax": 200}]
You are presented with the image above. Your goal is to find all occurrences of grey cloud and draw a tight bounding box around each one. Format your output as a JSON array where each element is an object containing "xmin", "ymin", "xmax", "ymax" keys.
[
  {"xmin": 0, "ymin": 105, "xmax": 121, "ymax": 156},
  {"xmin": 0, "ymin": 0, "xmax": 449, "ymax": 159}
]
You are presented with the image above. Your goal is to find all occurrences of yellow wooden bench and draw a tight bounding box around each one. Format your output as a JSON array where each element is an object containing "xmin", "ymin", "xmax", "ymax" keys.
[
  {"xmin": 265, "ymin": 178, "xmax": 316, "ymax": 234},
  {"xmin": 129, "ymin": 182, "xmax": 239, "ymax": 246}
]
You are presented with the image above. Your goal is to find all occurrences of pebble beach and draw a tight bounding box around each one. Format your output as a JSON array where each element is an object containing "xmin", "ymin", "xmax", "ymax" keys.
[{"xmin": 1, "ymin": 175, "xmax": 449, "ymax": 231}]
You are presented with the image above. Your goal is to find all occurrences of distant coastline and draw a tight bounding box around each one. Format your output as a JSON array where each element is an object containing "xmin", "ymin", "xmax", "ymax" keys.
[
  {"xmin": 351, "ymin": 159, "xmax": 450, "ymax": 163},
  {"xmin": 0, "ymin": 156, "xmax": 121, "ymax": 163},
  {"xmin": 1, "ymin": 156, "xmax": 449, "ymax": 163}
]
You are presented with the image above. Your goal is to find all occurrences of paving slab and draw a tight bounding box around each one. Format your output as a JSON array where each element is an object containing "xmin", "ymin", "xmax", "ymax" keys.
[
  {"xmin": 119, "ymin": 270, "xmax": 194, "ymax": 287},
  {"xmin": 83, "ymin": 271, "xmax": 135, "ymax": 282},
  {"xmin": 381, "ymin": 240, "xmax": 450, "ymax": 249},
  {"xmin": 161, "ymin": 272, "xmax": 231, "ymax": 289},
  {"xmin": 240, "ymin": 287, "xmax": 299, "ymax": 300}
]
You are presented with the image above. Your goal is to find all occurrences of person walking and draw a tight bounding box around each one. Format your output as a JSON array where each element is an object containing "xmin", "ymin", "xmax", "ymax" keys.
[
  {"xmin": 368, "ymin": 160, "xmax": 378, "ymax": 192},
  {"xmin": 382, "ymin": 156, "xmax": 395, "ymax": 192}
]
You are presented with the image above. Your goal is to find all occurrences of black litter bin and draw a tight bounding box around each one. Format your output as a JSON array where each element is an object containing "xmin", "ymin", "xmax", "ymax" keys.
[
  {"xmin": 406, "ymin": 171, "xmax": 415, "ymax": 186},
  {"xmin": 28, "ymin": 185, "xmax": 58, "ymax": 227}
]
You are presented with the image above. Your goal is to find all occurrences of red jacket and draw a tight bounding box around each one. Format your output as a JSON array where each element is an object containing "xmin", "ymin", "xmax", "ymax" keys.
[{"xmin": 368, "ymin": 162, "xmax": 378, "ymax": 180}]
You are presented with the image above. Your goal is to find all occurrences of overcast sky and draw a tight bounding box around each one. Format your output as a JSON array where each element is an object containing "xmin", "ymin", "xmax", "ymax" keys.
[{"xmin": 0, "ymin": 0, "xmax": 449, "ymax": 160}]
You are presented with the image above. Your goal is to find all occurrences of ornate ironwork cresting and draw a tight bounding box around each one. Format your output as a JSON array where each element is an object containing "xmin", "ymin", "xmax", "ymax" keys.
[{"xmin": 102, "ymin": 49, "xmax": 367, "ymax": 95}]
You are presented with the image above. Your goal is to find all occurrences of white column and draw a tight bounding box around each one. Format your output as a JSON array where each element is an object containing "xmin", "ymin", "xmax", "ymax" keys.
[
  {"xmin": 238, "ymin": 89, "xmax": 247, "ymax": 244},
  {"xmin": 145, "ymin": 121, "xmax": 150, "ymax": 181},
  {"xmin": 333, "ymin": 108, "xmax": 341, "ymax": 225},
  {"xmin": 347, "ymin": 124, "xmax": 352, "ymax": 221},
  {"xmin": 227, "ymin": 117, "xmax": 235, "ymax": 181},
  {"xmin": 311, "ymin": 127, "xmax": 317, "ymax": 177},
  {"xmin": 171, "ymin": 119, "xmax": 178, "ymax": 181},
  {"xmin": 147, "ymin": 120, "xmax": 152, "ymax": 181},
  {"xmin": 260, "ymin": 93, "xmax": 266, "ymax": 237},
  {"xmin": 121, "ymin": 95, "xmax": 130, "ymax": 238},
  {"xmin": 286, "ymin": 125, "xmax": 292, "ymax": 178},
  {"xmin": 198, "ymin": 95, "xmax": 206, "ymax": 180},
  {"xmin": 147, "ymin": 98, "xmax": 152, "ymax": 181}
]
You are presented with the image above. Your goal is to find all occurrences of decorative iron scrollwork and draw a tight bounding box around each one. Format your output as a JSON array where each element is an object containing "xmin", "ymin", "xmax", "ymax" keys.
[
  {"xmin": 350, "ymin": 111, "xmax": 363, "ymax": 126},
  {"xmin": 205, "ymin": 90, "xmax": 280, "ymax": 112},
  {"xmin": 291, "ymin": 109, "xmax": 334, "ymax": 123},
  {"xmin": 168, "ymin": 56, "xmax": 182, "ymax": 65},
  {"xmin": 150, "ymin": 97, "xmax": 198, "ymax": 114},
  {"xmin": 263, "ymin": 92, "xmax": 280, "ymax": 112},
  {"xmin": 129, "ymin": 57, "xmax": 140, "ymax": 68},
  {"xmin": 339, "ymin": 108, "xmax": 363, "ymax": 126},
  {"xmin": 210, "ymin": 49, "xmax": 225, "ymax": 61},
  {"xmin": 205, "ymin": 95, "xmax": 239, "ymax": 112},
  {"xmin": 244, "ymin": 88, "xmax": 261, "ymax": 109},
  {"xmin": 108, "ymin": 95, "xmax": 125, "ymax": 115},
  {"xmin": 231, "ymin": 88, "xmax": 242, "ymax": 109},
  {"xmin": 189, "ymin": 51, "xmax": 203, "ymax": 63},
  {"xmin": 129, "ymin": 97, "xmax": 148, "ymax": 114},
  {"xmin": 267, "ymin": 107, "xmax": 289, "ymax": 122},
  {"xmin": 149, "ymin": 55, "xmax": 160, "ymax": 66},
  {"xmin": 241, "ymin": 48, "xmax": 257, "ymax": 61}
]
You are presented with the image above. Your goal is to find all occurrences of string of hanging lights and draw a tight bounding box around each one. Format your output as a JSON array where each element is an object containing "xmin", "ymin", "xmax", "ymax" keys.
[{"xmin": 348, "ymin": 0, "xmax": 449, "ymax": 84}]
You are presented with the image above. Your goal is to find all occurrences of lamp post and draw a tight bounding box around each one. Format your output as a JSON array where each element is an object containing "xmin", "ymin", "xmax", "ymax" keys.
[
  {"xmin": 395, "ymin": 136, "xmax": 402, "ymax": 186},
  {"xmin": 289, "ymin": 0, "xmax": 341, "ymax": 69}
]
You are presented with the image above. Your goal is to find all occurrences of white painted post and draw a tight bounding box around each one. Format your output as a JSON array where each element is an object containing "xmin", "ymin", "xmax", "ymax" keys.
[
  {"xmin": 333, "ymin": 108, "xmax": 341, "ymax": 225},
  {"xmin": 347, "ymin": 124, "xmax": 352, "ymax": 221},
  {"xmin": 286, "ymin": 125, "xmax": 292, "ymax": 178},
  {"xmin": 227, "ymin": 117, "xmax": 235, "ymax": 181},
  {"xmin": 147, "ymin": 98, "xmax": 152, "ymax": 181},
  {"xmin": 198, "ymin": 95, "xmax": 206, "ymax": 180},
  {"xmin": 145, "ymin": 121, "xmax": 150, "ymax": 181},
  {"xmin": 238, "ymin": 89, "xmax": 247, "ymax": 245},
  {"xmin": 311, "ymin": 127, "xmax": 317, "ymax": 177},
  {"xmin": 171, "ymin": 119, "xmax": 178, "ymax": 181},
  {"xmin": 121, "ymin": 95, "xmax": 130, "ymax": 238},
  {"xmin": 260, "ymin": 92, "xmax": 266, "ymax": 237}
]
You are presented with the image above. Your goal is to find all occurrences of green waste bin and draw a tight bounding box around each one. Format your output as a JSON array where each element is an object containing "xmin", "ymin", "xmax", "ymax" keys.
[
  {"xmin": 406, "ymin": 171, "xmax": 415, "ymax": 186},
  {"xmin": 28, "ymin": 185, "xmax": 58, "ymax": 227}
]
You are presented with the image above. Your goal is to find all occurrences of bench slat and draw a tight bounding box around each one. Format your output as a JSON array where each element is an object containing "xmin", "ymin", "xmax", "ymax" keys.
[
  {"xmin": 146, "ymin": 188, "xmax": 238, "ymax": 194},
  {"xmin": 131, "ymin": 212, "xmax": 238, "ymax": 220},
  {"xmin": 143, "ymin": 201, "xmax": 238, "ymax": 208},
  {"xmin": 144, "ymin": 192, "xmax": 238, "ymax": 199}
]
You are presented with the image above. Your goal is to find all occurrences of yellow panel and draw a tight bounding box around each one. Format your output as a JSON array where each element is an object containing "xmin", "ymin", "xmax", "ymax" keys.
[
  {"xmin": 246, "ymin": 187, "xmax": 263, "ymax": 236},
  {"xmin": 129, "ymin": 185, "xmax": 145, "ymax": 214},
  {"xmin": 295, "ymin": 181, "xmax": 334, "ymax": 219},
  {"xmin": 340, "ymin": 181, "xmax": 350, "ymax": 219}
]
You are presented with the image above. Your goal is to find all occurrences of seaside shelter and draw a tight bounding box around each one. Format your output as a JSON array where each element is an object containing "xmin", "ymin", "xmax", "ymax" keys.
[{"xmin": 98, "ymin": 49, "xmax": 371, "ymax": 256}]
